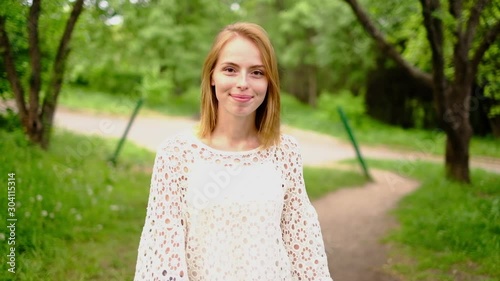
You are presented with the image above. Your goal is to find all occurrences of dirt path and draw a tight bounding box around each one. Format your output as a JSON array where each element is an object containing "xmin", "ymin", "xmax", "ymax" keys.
[
  {"xmin": 53, "ymin": 108, "xmax": 499, "ymax": 281},
  {"xmin": 314, "ymin": 167, "xmax": 420, "ymax": 281}
]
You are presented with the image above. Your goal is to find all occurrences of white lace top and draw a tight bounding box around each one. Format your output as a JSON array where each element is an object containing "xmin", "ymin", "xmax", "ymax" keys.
[{"xmin": 134, "ymin": 131, "xmax": 333, "ymax": 281}]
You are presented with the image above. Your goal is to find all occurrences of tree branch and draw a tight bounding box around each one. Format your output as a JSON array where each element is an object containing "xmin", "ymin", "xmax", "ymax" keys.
[
  {"xmin": 42, "ymin": 0, "xmax": 84, "ymax": 117},
  {"xmin": 0, "ymin": 16, "xmax": 28, "ymax": 123},
  {"xmin": 448, "ymin": 0, "xmax": 462, "ymax": 17},
  {"xmin": 471, "ymin": 19, "xmax": 500, "ymax": 77},
  {"xmin": 28, "ymin": 0, "xmax": 42, "ymax": 127},
  {"xmin": 449, "ymin": 0, "xmax": 469, "ymax": 86},
  {"xmin": 342, "ymin": 0, "xmax": 433, "ymax": 87},
  {"xmin": 420, "ymin": 0, "xmax": 447, "ymax": 113},
  {"xmin": 448, "ymin": 0, "xmax": 463, "ymax": 37},
  {"xmin": 464, "ymin": 0, "xmax": 490, "ymax": 51}
]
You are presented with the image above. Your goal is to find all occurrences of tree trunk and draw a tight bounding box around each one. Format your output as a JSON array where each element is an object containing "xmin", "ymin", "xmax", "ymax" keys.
[
  {"xmin": 26, "ymin": 115, "xmax": 44, "ymax": 144},
  {"xmin": 442, "ymin": 85, "xmax": 473, "ymax": 183},
  {"xmin": 444, "ymin": 123, "xmax": 472, "ymax": 183}
]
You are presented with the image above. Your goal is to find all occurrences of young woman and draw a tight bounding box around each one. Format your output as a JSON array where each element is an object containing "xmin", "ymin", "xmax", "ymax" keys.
[{"xmin": 134, "ymin": 22, "xmax": 333, "ymax": 281}]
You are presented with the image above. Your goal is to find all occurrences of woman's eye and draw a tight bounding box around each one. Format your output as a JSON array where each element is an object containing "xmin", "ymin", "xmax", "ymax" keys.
[
  {"xmin": 252, "ymin": 70, "xmax": 264, "ymax": 76},
  {"xmin": 223, "ymin": 67, "xmax": 236, "ymax": 73}
]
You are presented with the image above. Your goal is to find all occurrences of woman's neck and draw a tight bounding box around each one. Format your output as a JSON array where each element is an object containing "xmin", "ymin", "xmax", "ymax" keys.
[{"xmin": 208, "ymin": 116, "xmax": 260, "ymax": 151}]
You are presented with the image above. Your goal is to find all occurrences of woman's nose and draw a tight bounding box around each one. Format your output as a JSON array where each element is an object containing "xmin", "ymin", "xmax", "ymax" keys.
[{"xmin": 236, "ymin": 73, "xmax": 249, "ymax": 89}]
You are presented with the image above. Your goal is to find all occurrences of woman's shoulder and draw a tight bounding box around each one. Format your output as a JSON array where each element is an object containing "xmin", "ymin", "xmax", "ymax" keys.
[
  {"xmin": 156, "ymin": 129, "xmax": 197, "ymax": 155},
  {"xmin": 278, "ymin": 133, "xmax": 300, "ymax": 150},
  {"xmin": 276, "ymin": 133, "xmax": 303, "ymax": 159}
]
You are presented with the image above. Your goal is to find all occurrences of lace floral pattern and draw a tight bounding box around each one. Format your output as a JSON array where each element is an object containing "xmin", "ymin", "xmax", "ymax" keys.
[{"xmin": 134, "ymin": 132, "xmax": 333, "ymax": 281}]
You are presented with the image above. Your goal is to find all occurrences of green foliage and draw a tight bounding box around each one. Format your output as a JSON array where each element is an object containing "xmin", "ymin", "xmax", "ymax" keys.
[
  {"xmin": 477, "ymin": 43, "xmax": 500, "ymax": 118},
  {"xmin": 0, "ymin": 108, "xmax": 21, "ymax": 131},
  {"xmin": 82, "ymin": 67, "xmax": 142, "ymax": 97},
  {"xmin": 0, "ymin": 128, "xmax": 153, "ymax": 280},
  {"xmin": 145, "ymin": 86, "xmax": 200, "ymax": 116},
  {"xmin": 1, "ymin": 0, "xmax": 78, "ymax": 94},
  {"xmin": 0, "ymin": 0, "xmax": 30, "ymax": 94},
  {"xmin": 68, "ymin": 0, "xmax": 239, "ymax": 101},
  {"xmin": 269, "ymin": 0, "xmax": 376, "ymax": 92},
  {"xmin": 365, "ymin": 159, "xmax": 500, "ymax": 280}
]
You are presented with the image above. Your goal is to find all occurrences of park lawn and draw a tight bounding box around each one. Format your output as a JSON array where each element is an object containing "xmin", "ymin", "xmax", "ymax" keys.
[
  {"xmin": 58, "ymin": 86, "xmax": 500, "ymax": 158},
  {"xmin": 0, "ymin": 128, "xmax": 153, "ymax": 281},
  {"xmin": 0, "ymin": 128, "xmax": 364, "ymax": 280},
  {"xmin": 364, "ymin": 159, "xmax": 500, "ymax": 281}
]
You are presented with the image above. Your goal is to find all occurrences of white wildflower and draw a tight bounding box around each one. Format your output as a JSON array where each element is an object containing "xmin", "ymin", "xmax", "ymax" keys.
[
  {"xmin": 41, "ymin": 210, "xmax": 48, "ymax": 217},
  {"xmin": 75, "ymin": 214, "xmax": 82, "ymax": 221},
  {"xmin": 109, "ymin": 205, "xmax": 120, "ymax": 211},
  {"xmin": 36, "ymin": 194, "xmax": 43, "ymax": 201}
]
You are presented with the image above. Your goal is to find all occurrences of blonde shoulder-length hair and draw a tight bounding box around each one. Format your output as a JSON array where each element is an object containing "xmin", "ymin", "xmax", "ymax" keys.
[{"xmin": 198, "ymin": 22, "xmax": 281, "ymax": 148}]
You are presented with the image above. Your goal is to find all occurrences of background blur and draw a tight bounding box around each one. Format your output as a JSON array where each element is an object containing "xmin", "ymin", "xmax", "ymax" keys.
[{"xmin": 1, "ymin": 0, "xmax": 499, "ymax": 280}]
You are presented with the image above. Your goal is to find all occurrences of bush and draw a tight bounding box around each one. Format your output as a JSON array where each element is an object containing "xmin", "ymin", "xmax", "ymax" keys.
[{"xmin": 71, "ymin": 67, "xmax": 142, "ymax": 98}]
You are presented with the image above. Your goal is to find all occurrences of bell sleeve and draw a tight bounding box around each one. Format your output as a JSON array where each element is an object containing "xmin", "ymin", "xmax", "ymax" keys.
[
  {"xmin": 134, "ymin": 144, "xmax": 188, "ymax": 281},
  {"xmin": 281, "ymin": 137, "xmax": 333, "ymax": 281}
]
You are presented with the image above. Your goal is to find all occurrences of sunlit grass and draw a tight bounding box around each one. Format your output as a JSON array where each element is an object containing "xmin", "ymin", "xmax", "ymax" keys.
[
  {"xmin": 304, "ymin": 166, "xmax": 368, "ymax": 200},
  {"xmin": 0, "ymin": 129, "xmax": 153, "ymax": 280}
]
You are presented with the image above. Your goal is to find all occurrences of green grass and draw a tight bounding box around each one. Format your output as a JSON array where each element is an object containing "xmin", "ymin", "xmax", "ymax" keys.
[
  {"xmin": 0, "ymin": 129, "xmax": 154, "ymax": 281},
  {"xmin": 364, "ymin": 159, "xmax": 500, "ymax": 281},
  {"xmin": 304, "ymin": 167, "xmax": 368, "ymax": 200},
  {"xmin": 0, "ymin": 128, "xmax": 365, "ymax": 280},
  {"xmin": 58, "ymin": 86, "xmax": 500, "ymax": 158}
]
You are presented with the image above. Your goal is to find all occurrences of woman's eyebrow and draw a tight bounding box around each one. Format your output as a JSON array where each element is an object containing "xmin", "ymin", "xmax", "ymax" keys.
[
  {"xmin": 219, "ymin": 61, "xmax": 264, "ymax": 68},
  {"xmin": 220, "ymin": 62, "xmax": 238, "ymax": 67}
]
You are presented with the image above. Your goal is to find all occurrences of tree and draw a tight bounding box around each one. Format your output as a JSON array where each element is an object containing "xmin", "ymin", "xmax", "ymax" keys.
[
  {"xmin": 343, "ymin": 0, "xmax": 500, "ymax": 183},
  {"xmin": 0, "ymin": 0, "xmax": 84, "ymax": 149}
]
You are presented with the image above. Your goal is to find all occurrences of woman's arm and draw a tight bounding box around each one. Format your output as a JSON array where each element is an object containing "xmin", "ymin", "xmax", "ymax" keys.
[
  {"xmin": 281, "ymin": 136, "xmax": 333, "ymax": 281},
  {"xmin": 134, "ymin": 144, "xmax": 188, "ymax": 281}
]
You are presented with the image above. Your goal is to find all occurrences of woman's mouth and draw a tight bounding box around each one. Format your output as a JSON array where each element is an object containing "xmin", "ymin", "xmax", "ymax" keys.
[{"xmin": 230, "ymin": 94, "xmax": 253, "ymax": 102}]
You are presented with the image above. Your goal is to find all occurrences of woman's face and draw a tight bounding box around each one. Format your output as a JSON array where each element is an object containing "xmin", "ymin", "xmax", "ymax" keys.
[{"xmin": 211, "ymin": 37, "xmax": 268, "ymax": 122}]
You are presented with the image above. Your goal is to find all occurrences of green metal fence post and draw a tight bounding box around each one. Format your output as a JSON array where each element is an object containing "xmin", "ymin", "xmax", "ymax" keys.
[
  {"xmin": 337, "ymin": 106, "xmax": 372, "ymax": 180},
  {"xmin": 109, "ymin": 98, "xmax": 144, "ymax": 166}
]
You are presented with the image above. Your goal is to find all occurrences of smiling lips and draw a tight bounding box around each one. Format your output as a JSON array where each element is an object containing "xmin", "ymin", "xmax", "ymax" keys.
[{"xmin": 230, "ymin": 94, "xmax": 253, "ymax": 102}]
